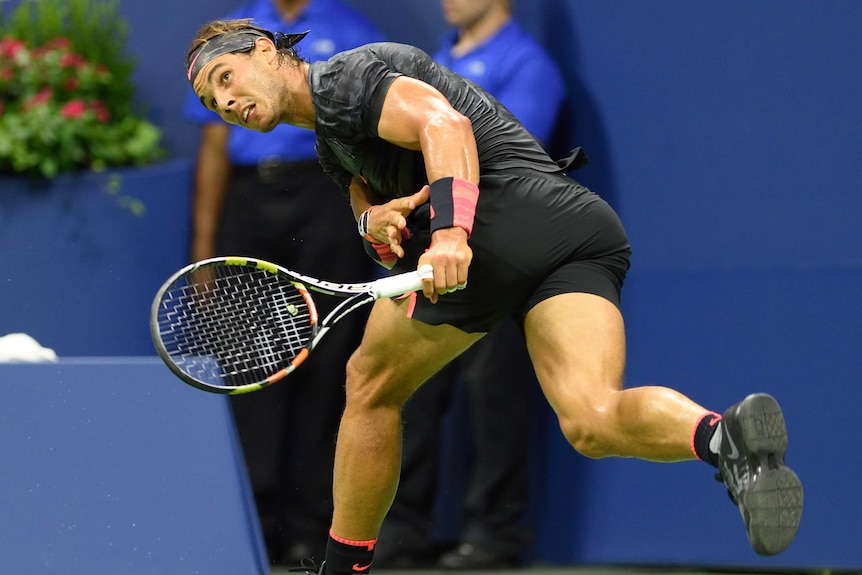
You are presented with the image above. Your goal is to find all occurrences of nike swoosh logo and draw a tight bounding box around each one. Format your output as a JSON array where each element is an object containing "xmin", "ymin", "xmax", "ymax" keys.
[
  {"xmin": 723, "ymin": 424, "xmax": 740, "ymax": 459},
  {"xmin": 352, "ymin": 562, "xmax": 373, "ymax": 572}
]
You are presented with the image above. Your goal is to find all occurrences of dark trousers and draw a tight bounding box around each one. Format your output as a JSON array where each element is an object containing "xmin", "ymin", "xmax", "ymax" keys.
[
  {"xmin": 217, "ymin": 161, "xmax": 376, "ymax": 562},
  {"xmin": 380, "ymin": 318, "xmax": 539, "ymax": 559}
]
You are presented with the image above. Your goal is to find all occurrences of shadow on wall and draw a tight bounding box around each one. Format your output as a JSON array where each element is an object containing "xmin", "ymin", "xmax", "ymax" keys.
[{"xmin": 521, "ymin": 0, "xmax": 620, "ymax": 211}]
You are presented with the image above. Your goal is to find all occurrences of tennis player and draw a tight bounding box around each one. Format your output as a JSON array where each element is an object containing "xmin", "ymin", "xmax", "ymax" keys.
[{"xmin": 184, "ymin": 20, "xmax": 803, "ymax": 570}]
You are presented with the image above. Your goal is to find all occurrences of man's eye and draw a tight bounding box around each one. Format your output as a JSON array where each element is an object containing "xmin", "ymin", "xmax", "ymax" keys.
[{"xmin": 221, "ymin": 72, "xmax": 230, "ymax": 83}]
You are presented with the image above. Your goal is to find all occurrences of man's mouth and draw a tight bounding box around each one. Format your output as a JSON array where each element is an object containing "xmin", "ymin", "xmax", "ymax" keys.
[{"xmin": 243, "ymin": 104, "xmax": 255, "ymax": 124}]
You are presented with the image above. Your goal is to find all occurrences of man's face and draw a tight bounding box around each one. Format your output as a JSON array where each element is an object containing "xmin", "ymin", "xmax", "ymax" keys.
[
  {"xmin": 441, "ymin": 0, "xmax": 500, "ymax": 28},
  {"xmin": 192, "ymin": 46, "xmax": 280, "ymax": 132}
]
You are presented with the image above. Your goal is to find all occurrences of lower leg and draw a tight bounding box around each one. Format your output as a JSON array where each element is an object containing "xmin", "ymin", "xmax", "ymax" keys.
[
  {"xmin": 591, "ymin": 385, "xmax": 713, "ymax": 462},
  {"xmin": 322, "ymin": 299, "xmax": 484, "ymax": 574},
  {"xmin": 322, "ymin": 402, "xmax": 401, "ymax": 575},
  {"xmin": 330, "ymin": 403, "xmax": 402, "ymax": 540}
]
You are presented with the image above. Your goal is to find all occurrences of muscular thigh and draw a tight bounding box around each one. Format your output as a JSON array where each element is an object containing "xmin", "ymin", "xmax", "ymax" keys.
[
  {"xmin": 524, "ymin": 292, "xmax": 626, "ymax": 419},
  {"xmin": 346, "ymin": 295, "xmax": 484, "ymax": 406}
]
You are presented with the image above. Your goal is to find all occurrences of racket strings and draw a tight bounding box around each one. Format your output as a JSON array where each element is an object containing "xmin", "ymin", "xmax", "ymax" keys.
[{"xmin": 156, "ymin": 265, "xmax": 314, "ymax": 387}]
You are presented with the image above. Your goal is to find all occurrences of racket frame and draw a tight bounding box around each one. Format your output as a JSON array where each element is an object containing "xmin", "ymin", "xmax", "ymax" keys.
[{"xmin": 151, "ymin": 257, "xmax": 431, "ymax": 395}]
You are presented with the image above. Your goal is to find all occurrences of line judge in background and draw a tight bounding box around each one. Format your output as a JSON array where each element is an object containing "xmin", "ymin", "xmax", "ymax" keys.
[
  {"xmin": 375, "ymin": 0, "xmax": 567, "ymax": 569},
  {"xmin": 182, "ymin": 0, "xmax": 384, "ymax": 566}
]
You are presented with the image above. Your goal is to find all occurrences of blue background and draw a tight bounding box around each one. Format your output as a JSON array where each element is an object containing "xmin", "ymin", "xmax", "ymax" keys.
[{"xmin": 1, "ymin": 0, "xmax": 860, "ymax": 570}]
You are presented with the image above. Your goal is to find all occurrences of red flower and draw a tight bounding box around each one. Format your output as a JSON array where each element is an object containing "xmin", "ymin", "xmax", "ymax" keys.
[
  {"xmin": 22, "ymin": 88, "xmax": 54, "ymax": 111},
  {"xmin": 43, "ymin": 37, "xmax": 72, "ymax": 51},
  {"xmin": 60, "ymin": 99, "xmax": 88, "ymax": 119},
  {"xmin": 90, "ymin": 100, "xmax": 111, "ymax": 123},
  {"xmin": 59, "ymin": 52, "xmax": 87, "ymax": 69},
  {"xmin": 31, "ymin": 44, "xmax": 51, "ymax": 58},
  {"xmin": 0, "ymin": 31, "xmax": 163, "ymax": 177},
  {"xmin": 0, "ymin": 37, "xmax": 26, "ymax": 59}
]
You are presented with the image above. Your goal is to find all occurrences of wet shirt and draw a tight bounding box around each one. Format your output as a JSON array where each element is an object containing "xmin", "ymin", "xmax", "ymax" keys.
[{"xmin": 308, "ymin": 42, "xmax": 561, "ymax": 199}]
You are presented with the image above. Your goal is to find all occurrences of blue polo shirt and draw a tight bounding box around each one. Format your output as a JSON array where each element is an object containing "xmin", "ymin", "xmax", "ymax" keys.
[
  {"xmin": 182, "ymin": 0, "xmax": 383, "ymax": 164},
  {"xmin": 433, "ymin": 20, "xmax": 565, "ymax": 145}
]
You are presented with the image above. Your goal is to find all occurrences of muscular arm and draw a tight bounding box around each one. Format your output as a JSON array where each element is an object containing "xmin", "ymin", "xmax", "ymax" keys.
[
  {"xmin": 375, "ymin": 76, "xmax": 479, "ymax": 299},
  {"xmin": 190, "ymin": 123, "xmax": 230, "ymax": 262},
  {"xmin": 376, "ymin": 76, "xmax": 479, "ymax": 186}
]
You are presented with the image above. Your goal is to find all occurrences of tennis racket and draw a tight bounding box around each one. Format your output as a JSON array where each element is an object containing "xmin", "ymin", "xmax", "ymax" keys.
[{"xmin": 151, "ymin": 256, "xmax": 432, "ymax": 395}]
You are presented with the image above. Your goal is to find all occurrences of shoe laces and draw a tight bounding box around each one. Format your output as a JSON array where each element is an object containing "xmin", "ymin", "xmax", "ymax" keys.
[{"xmin": 288, "ymin": 558, "xmax": 323, "ymax": 575}]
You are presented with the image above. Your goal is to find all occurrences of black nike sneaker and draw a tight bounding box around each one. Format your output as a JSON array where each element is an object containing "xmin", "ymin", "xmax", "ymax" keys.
[{"xmin": 717, "ymin": 393, "xmax": 803, "ymax": 556}]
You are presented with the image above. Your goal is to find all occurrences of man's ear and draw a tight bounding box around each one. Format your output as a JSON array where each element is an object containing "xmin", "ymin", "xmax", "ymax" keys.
[{"xmin": 254, "ymin": 36, "xmax": 278, "ymax": 65}]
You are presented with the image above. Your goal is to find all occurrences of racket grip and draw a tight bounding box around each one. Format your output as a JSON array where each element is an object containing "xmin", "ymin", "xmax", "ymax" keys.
[{"xmin": 372, "ymin": 265, "xmax": 433, "ymax": 298}]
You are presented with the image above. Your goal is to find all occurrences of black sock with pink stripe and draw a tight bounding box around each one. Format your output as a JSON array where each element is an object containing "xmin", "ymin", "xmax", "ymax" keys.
[
  {"xmin": 324, "ymin": 530, "xmax": 377, "ymax": 575},
  {"xmin": 691, "ymin": 411, "xmax": 722, "ymax": 468}
]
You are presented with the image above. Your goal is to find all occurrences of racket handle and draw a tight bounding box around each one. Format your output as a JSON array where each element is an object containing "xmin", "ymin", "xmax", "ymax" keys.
[{"xmin": 372, "ymin": 265, "xmax": 433, "ymax": 298}]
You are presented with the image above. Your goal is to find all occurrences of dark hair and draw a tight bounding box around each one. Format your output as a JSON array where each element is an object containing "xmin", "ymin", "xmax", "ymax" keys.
[
  {"xmin": 185, "ymin": 18, "xmax": 307, "ymax": 76},
  {"xmin": 185, "ymin": 19, "xmax": 270, "ymax": 63}
]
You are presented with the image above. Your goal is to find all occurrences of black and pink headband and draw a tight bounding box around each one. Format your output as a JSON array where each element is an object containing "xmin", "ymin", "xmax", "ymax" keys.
[{"xmin": 186, "ymin": 29, "xmax": 309, "ymax": 83}]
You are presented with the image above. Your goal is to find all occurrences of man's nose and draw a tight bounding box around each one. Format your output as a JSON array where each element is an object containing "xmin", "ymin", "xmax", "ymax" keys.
[{"xmin": 216, "ymin": 96, "xmax": 237, "ymax": 116}]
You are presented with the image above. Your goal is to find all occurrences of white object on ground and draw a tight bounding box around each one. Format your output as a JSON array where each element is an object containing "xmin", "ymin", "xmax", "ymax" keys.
[{"xmin": 0, "ymin": 333, "xmax": 58, "ymax": 362}]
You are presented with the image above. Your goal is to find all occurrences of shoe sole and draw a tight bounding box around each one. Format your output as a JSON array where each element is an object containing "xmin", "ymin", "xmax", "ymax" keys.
[{"xmin": 736, "ymin": 393, "xmax": 804, "ymax": 556}]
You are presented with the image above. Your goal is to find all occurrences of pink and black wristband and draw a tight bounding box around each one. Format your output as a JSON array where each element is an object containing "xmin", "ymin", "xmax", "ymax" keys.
[{"xmin": 429, "ymin": 177, "xmax": 480, "ymax": 237}]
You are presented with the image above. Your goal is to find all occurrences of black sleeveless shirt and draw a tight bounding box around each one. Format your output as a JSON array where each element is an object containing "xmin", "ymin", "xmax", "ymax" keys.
[{"xmin": 307, "ymin": 42, "xmax": 561, "ymax": 199}]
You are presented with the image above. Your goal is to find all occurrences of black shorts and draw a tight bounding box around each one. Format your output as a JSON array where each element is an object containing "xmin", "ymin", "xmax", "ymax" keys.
[{"xmin": 391, "ymin": 169, "xmax": 631, "ymax": 333}]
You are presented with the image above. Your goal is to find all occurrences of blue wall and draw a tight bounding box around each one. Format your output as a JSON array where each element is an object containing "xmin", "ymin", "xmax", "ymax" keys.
[
  {"xmin": 123, "ymin": 1, "xmax": 862, "ymax": 270},
  {"xmin": 1, "ymin": 161, "xmax": 193, "ymax": 355},
  {"xmin": 531, "ymin": 268, "xmax": 862, "ymax": 568},
  {"xmin": 3, "ymin": 0, "xmax": 860, "ymax": 569},
  {"xmin": 0, "ymin": 360, "xmax": 268, "ymax": 575},
  {"xmin": 548, "ymin": 2, "xmax": 862, "ymax": 272}
]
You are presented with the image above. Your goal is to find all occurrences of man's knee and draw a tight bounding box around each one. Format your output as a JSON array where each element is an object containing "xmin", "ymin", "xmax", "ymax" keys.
[
  {"xmin": 557, "ymin": 397, "xmax": 621, "ymax": 459},
  {"xmin": 344, "ymin": 351, "xmax": 411, "ymax": 409}
]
